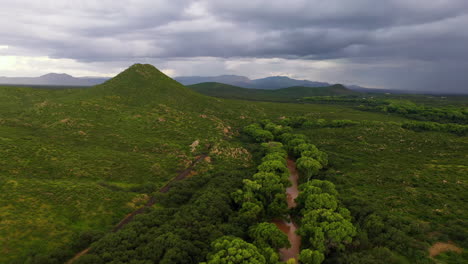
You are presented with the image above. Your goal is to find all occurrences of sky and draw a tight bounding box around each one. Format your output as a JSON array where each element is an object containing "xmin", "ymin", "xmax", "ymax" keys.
[{"xmin": 1, "ymin": 0, "xmax": 468, "ymax": 92}]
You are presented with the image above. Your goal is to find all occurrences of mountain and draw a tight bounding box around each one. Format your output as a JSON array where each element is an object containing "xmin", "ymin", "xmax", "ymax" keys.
[
  {"xmin": 89, "ymin": 64, "xmax": 205, "ymax": 106},
  {"xmin": 188, "ymin": 82, "xmax": 357, "ymax": 102},
  {"xmin": 174, "ymin": 75, "xmax": 251, "ymax": 87},
  {"xmin": 250, "ymin": 76, "xmax": 331, "ymax": 89},
  {"xmin": 175, "ymin": 75, "xmax": 332, "ymax": 89},
  {"xmin": 0, "ymin": 73, "xmax": 108, "ymax": 86}
]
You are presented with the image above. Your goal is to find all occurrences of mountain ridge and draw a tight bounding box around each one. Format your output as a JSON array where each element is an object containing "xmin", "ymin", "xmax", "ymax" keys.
[
  {"xmin": 175, "ymin": 75, "xmax": 332, "ymax": 89},
  {"xmin": 188, "ymin": 82, "xmax": 358, "ymax": 102},
  {"xmin": 0, "ymin": 73, "xmax": 108, "ymax": 86}
]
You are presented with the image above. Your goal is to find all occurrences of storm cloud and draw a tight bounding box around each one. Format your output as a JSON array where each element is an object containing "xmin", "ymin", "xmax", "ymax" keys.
[{"xmin": 1, "ymin": 0, "xmax": 467, "ymax": 92}]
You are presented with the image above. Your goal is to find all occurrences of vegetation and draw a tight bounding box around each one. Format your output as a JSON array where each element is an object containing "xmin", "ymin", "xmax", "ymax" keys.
[
  {"xmin": 1, "ymin": 64, "xmax": 466, "ymax": 263},
  {"xmin": 304, "ymin": 96, "xmax": 468, "ymax": 125},
  {"xmin": 188, "ymin": 82, "xmax": 357, "ymax": 102}
]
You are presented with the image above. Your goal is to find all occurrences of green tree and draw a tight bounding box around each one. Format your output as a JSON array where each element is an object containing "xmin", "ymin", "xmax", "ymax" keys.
[
  {"xmin": 299, "ymin": 249, "xmax": 325, "ymax": 264},
  {"xmin": 249, "ymin": 222, "xmax": 290, "ymax": 249},
  {"xmin": 262, "ymin": 153, "xmax": 287, "ymax": 165},
  {"xmin": 257, "ymin": 160, "xmax": 289, "ymax": 177},
  {"xmin": 296, "ymin": 157, "xmax": 322, "ymax": 181},
  {"xmin": 301, "ymin": 150, "xmax": 328, "ymax": 167},
  {"xmin": 286, "ymin": 138, "xmax": 307, "ymax": 152},
  {"xmin": 257, "ymin": 246, "xmax": 280, "ymax": 264},
  {"xmin": 238, "ymin": 201, "xmax": 263, "ymax": 223},
  {"xmin": 261, "ymin": 142, "xmax": 287, "ymax": 156},
  {"xmin": 293, "ymin": 143, "xmax": 319, "ymax": 158},
  {"xmin": 254, "ymin": 129, "xmax": 274, "ymax": 142},
  {"xmin": 264, "ymin": 122, "xmax": 291, "ymax": 136},
  {"xmin": 307, "ymin": 180, "xmax": 338, "ymax": 196},
  {"xmin": 298, "ymin": 209, "xmax": 356, "ymax": 252},
  {"xmin": 252, "ymin": 172, "xmax": 287, "ymax": 204},
  {"xmin": 205, "ymin": 236, "xmax": 266, "ymax": 264},
  {"xmin": 304, "ymin": 193, "xmax": 339, "ymax": 211},
  {"xmin": 295, "ymin": 185, "xmax": 322, "ymax": 211}
]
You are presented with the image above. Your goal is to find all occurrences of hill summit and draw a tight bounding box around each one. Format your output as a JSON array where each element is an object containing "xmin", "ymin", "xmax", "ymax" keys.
[{"xmin": 91, "ymin": 64, "xmax": 203, "ymax": 105}]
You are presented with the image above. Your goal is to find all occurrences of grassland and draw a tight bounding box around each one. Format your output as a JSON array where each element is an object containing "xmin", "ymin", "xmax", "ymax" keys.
[{"xmin": 0, "ymin": 64, "xmax": 466, "ymax": 263}]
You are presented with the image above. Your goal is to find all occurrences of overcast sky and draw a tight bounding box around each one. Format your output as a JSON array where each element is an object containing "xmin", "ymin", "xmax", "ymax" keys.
[{"xmin": 1, "ymin": 0, "xmax": 468, "ymax": 92}]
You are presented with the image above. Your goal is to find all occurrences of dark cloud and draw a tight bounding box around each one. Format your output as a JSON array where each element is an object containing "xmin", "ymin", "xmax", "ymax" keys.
[{"xmin": 0, "ymin": 0, "xmax": 467, "ymax": 92}]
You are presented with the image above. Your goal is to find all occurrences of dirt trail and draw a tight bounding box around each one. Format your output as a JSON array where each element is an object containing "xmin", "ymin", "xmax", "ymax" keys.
[
  {"xmin": 273, "ymin": 158, "xmax": 301, "ymax": 262},
  {"xmin": 66, "ymin": 153, "xmax": 208, "ymax": 264}
]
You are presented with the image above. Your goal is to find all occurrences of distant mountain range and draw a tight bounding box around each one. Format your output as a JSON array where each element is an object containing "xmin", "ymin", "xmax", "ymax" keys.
[
  {"xmin": 3, "ymin": 72, "xmax": 462, "ymax": 95},
  {"xmin": 0, "ymin": 73, "xmax": 345, "ymax": 90},
  {"xmin": 175, "ymin": 75, "xmax": 332, "ymax": 90},
  {"xmin": 0, "ymin": 73, "xmax": 108, "ymax": 86}
]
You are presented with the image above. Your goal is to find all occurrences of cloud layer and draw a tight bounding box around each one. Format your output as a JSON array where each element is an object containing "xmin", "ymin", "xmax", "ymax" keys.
[{"xmin": 1, "ymin": 0, "xmax": 468, "ymax": 92}]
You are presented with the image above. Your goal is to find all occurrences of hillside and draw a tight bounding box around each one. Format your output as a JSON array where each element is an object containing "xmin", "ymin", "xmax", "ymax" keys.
[{"xmin": 188, "ymin": 82, "xmax": 358, "ymax": 101}]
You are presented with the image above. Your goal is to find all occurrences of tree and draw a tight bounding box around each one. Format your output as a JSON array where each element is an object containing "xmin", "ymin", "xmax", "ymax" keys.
[
  {"xmin": 249, "ymin": 223, "xmax": 290, "ymax": 249},
  {"xmin": 243, "ymin": 123, "xmax": 262, "ymax": 136},
  {"xmin": 205, "ymin": 236, "xmax": 266, "ymax": 264},
  {"xmin": 295, "ymin": 185, "xmax": 322, "ymax": 211},
  {"xmin": 243, "ymin": 124, "xmax": 274, "ymax": 142},
  {"xmin": 267, "ymin": 193, "xmax": 288, "ymax": 218},
  {"xmin": 301, "ymin": 150, "xmax": 328, "ymax": 167},
  {"xmin": 261, "ymin": 142, "xmax": 287, "ymax": 156},
  {"xmin": 289, "ymin": 116, "xmax": 307, "ymax": 128},
  {"xmin": 298, "ymin": 209, "xmax": 356, "ymax": 252},
  {"xmin": 286, "ymin": 138, "xmax": 307, "ymax": 152},
  {"xmin": 296, "ymin": 157, "xmax": 322, "ymax": 181},
  {"xmin": 262, "ymin": 153, "xmax": 287, "ymax": 165},
  {"xmin": 307, "ymin": 180, "xmax": 338, "ymax": 196},
  {"xmin": 238, "ymin": 201, "xmax": 263, "ymax": 223},
  {"xmin": 264, "ymin": 123, "xmax": 291, "ymax": 136},
  {"xmin": 299, "ymin": 249, "xmax": 325, "ymax": 264},
  {"xmin": 257, "ymin": 160, "xmax": 289, "ymax": 177},
  {"xmin": 254, "ymin": 129, "xmax": 274, "ymax": 142},
  {"xmin": 304, "ymin": 193, "xmax": 339, "ymax": 211},
  {"xmin": 232, "ymin": 180, "xmax": 261, "ymax": 204},
  {"xmin": 257, "ymin": 246, "xmax": 281, "ymax": 264},
  {"xmin": 293, "ymin": 143, "xmax": 319, "ymax": 158},
  {"xmin": 252, "ymin": 172, "xmax": 286, "ymax": 204}
]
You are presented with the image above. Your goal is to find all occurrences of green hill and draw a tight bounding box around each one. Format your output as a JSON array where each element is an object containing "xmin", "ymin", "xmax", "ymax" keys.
[
  {"xmin": 88, "ymin": 64, "xmax": 206, "ymax": 106},
  {"xmin": 188, "ymin": 82, "xmax": 358, "ymax": 102}
]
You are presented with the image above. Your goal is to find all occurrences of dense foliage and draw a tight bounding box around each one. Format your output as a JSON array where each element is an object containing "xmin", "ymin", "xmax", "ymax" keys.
[
  {"xmin": 304, "ymin": 96, "xmax": 468, "ymax": 125},
  {"xmin": 73, "ymin": 164, "xmax": 252, "ymax": 264},
  {"xmin": 189, "ymin": 82, "xmax": 357, "ymax": 102},
  {"xmin": 402, "ymin": 121, "xmax": 468, "ymax": 136}
]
